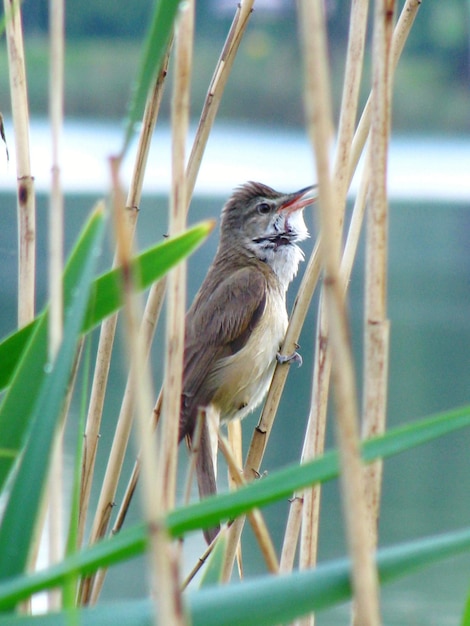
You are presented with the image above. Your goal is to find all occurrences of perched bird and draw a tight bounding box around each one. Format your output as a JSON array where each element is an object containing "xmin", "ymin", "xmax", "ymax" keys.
[{"xmin": 179, "ymin": 181, "xmax": 316, "ymax": 541}]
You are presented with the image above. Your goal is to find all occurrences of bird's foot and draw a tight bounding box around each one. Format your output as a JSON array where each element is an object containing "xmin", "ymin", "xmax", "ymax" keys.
[{"xmin": 276, "ymin": 349, "xmax": 302, "ymax": 367}]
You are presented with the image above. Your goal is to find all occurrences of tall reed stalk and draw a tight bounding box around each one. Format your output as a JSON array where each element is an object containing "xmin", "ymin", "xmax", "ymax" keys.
[
  {"xmin": 46, "ymin": 0, "xmax": 65, "ymax": 610},
  {"xmin": 3, "ymin": 0, "xmax": 35, "ymax": 327}
]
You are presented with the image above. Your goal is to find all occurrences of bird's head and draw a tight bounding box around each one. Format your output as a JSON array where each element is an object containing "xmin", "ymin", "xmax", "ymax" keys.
[{"xmin": 219, "ymin": 181, "xmax": 317, "ymax": 285}]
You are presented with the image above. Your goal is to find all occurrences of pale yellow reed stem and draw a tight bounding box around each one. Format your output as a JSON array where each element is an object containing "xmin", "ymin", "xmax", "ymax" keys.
[
  {"xmin": 360, "ymin": 0, "xmax": 395, "ymax": 553},
  {"xmin": 186, "ymin": 0, "xmax": 255, "ymax": 201},
  {"xmin": 299, "ymin": 2, "xmax": 381, "ymax": 625},
  {"xmin": 3, "ymin": 0, "xmax": 36, "ymax": 327},
  {"xmin": 159, "ymin": 0, "xmax": 194, "ymax": 514},
  {"xmin": 78, "ymin": 54, "xmax": 170, "ymax": 556},
  {"xmin": 297, "ymin": 7, "xmax": 370, "ymax": 613},
  {"xmin": 46, "ymin": 0, "xmax": 65, "ymax": 608}
]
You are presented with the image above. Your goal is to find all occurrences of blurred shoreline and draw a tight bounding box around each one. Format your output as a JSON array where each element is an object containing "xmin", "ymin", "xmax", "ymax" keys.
[{"xmin": 1, "ymin": 118, "xmax": 469, "ymax": 202}]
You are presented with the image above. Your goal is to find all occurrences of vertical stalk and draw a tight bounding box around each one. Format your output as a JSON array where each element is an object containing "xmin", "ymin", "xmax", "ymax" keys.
[
  {"xmin": 298, "ymin": 2, "xmax": 381, "ymax": 625},
  {"xmin": 3, "ymin": 0, "xmax": 36, "ymax": 327},
  {"xmin": 109, "ymin": 154, "xmax": 184, "ymax": 626},
  {"xmin": 297, "ymin": 3, "xmax": 370, "ymax": 607},
  {"xmin": 47, "ymin": 0, "xmax": 65, "ymax": 609},
  {"xmin": 362, "ymin": 0, "xmax": 395, "ymax": 541},
  {"xmin": 159, "ymin": 0, "xmax": 194, "ymax": 510},
  {"xmin": 185, "ymin": 0, "xmax": 255, "ymax": 201},
  {"xmin": 78, "ymin": 52, "xmax": 170, "ymax": 554}
]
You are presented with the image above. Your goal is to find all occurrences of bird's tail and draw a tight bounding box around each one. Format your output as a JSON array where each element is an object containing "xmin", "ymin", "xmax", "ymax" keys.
[{"xmin": 190, "ymin": 420, "xmax": 220, "ymax": 544}]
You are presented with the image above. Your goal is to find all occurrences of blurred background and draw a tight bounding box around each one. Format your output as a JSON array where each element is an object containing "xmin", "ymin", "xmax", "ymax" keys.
[
  {"xmin": 0, "ymin": 1, "xmax": 470, "ymax": 624},
  {"xmin": 0, "ymin": 0, "xmax": 468, "ymax": 130}
]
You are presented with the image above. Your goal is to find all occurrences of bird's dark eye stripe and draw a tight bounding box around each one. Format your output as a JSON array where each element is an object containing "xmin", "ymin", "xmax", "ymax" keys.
[{"xmin": 256, "ymin": 202, "xmax": 271, "ymax": 214}]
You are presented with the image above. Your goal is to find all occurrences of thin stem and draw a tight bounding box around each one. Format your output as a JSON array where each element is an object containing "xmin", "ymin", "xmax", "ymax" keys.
[
  {"xmin": 159, "ymin": 0, "xmax": 194, "ymax": 512},
  {"xmin": 46, "ymin": 0, "xmax": 65, "ymax": 609},
  {"xmin": 185, "ymin": 0, "xmax": 254, "ymax": 202},
  {"xmin": 78, "ymin": 52, "xmax": 170, "ymax": 558},
  {"xmin": 298, "ymin": 2, "xmax": 381, "ymax": 625},
  {"xmin": 361, "ymin": 0, "xmax": 395, "ymax": 551},
  {"xmin": 3, "ymin": 0, "xmax": 36, "ymax": 327}
]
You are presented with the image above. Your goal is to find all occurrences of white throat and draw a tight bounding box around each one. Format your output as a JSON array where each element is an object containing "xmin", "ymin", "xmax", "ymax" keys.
[{"xmin": 249, "ymin": 209, "xmax": 308, "ymax": 288}]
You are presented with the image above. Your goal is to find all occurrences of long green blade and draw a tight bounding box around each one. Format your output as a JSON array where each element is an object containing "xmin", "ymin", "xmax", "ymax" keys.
[
  {"xmin": 168, "ymin": 404, "xmax": 470, "ymax": 537},
  {"xmin": 0, "ymin": 206, "xmax": 105, "ymax": 582},
  {"xmin": 2, "ymin": 526, "xmax": 470, "ymax": 625},
  {"xmin": 0, "ymin": 405, "xmax": 468, "ymax": 607},
  {"xmin": 0, "ymin": 208, "xmax": 107, "ymax": 495},
  {"xmin": 0, "ymin": 221, "xmax": 213, "ymax": 392},
  {"xmin": 121, "ymin": 0, "xmax": 182, "ymax": 154}
]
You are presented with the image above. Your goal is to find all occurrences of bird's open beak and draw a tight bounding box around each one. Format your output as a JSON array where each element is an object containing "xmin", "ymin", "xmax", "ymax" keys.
[{"xmin": 278, "ymin": 185, "xmax": 318, "ymax": 214}]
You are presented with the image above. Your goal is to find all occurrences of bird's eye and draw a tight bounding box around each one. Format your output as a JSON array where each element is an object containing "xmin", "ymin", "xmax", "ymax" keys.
[{"xmin": 257, "ymin": 202, "xmax": 271, "ymax": 215}]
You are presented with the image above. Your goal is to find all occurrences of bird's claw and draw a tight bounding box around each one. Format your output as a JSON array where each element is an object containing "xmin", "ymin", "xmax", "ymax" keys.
[{"xmin": 276, "ymin": 350, "xmax": 303, "ymax": 367}]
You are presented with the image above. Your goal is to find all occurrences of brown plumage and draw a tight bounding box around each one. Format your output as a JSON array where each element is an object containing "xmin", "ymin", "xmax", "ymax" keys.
[{"xmin": 179, "ymin": 182, "xmax": 316, "ymax": 542}]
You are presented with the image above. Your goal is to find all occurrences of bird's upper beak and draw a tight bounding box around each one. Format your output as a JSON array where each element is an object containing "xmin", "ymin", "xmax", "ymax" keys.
[{"xmin": 277, "ymin": 185, "xmax": 318, "ymax": 215}]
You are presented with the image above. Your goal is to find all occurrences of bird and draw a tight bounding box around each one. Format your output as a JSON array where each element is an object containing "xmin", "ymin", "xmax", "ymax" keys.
[{"xmin": 179, "ymin": 181, "xmax": 317, "ymax": 541}]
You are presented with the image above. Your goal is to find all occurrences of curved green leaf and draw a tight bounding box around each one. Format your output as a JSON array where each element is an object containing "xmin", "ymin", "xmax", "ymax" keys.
[
  {"xmin": 0, "ymin": 205, "xmax": 105, "ymax": 582},
  {"xmin": 122, "ymin": 0, "xmax": 183, "ymax": 154},
  {"xmin": 0, "ymin": 207, "xmax": 106, "ymax": 495},
  {"xmin": 0, "ymin": 405, "xmax": 468, "ymax": 608},
  {"xmin": 0, "ymin": 220, "xmax": 214, "ymax": 392},
  {"xmin": 2, "ymin": 526, "xmax": 470, "ymax": 624}
]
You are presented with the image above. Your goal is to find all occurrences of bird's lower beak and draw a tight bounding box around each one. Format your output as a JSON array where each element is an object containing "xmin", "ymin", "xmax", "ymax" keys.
[{"xmin": 278, "ymin": 185, "xmax": 318, "ymax": 214}]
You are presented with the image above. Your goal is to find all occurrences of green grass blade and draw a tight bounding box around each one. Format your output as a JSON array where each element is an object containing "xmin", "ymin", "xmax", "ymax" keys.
[
  {"xmin": 0, "ymin": 207, "xmax": 105, "ymax": 582},
  {"xmin": 0, "ymin": 405, "xmax": 468, "ymax": 607},
  {"xmin": 2, "ymin": 527, "xmax": 470, "ymax": 625},
  {"xmin": 168, "ymin": 405, "xmax": 470, "ymax": 537},
  {"xmin": 0, "ymin": 321, "xmax": 36, "ymax": 393},
  {"xmin": 198, "ymin": 530, "xmax": 228, "ymax": 588},
  {"xmin": 82, "ymin": 220, "xmax": 214, "ymax": 332},
  {"xmin": 0, "ymin": 207, "xmax": 107, "ymax": 495},
  {"xmin": 121, "ymin": 0, "xmax": 182, "ymax": 155},
  {"xmin": 0, "ymin": 220, "xmax": 213, "ymax": 393}
]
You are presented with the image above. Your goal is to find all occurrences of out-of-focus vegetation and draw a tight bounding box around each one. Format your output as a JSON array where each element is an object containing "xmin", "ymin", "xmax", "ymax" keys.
[{"xmin": 1, "ymin": 0, "xmax": 468, "ymax": 132}]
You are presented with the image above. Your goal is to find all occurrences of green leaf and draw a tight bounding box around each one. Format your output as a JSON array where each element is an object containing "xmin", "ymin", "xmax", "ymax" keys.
[
  {"xmin": 0, "ymin": 207, "xmax": 107, "ymax": 495},
  {"xmin": 168, "ymin": 405, "xmax": 470, "ymax": 537},
  {"xmin": 0, "ymin": 405, "xmax": 468, "ymax": 608},
  {"xmin": 0, "ymin": 205, "xmax": 105, "ymax": 583},
  {"xmin": 83, "ymin": 220, "xmax": 214, "ymax": 332},
  {"xmin": 198, "ymin": 529, "xmax": 228, "ymax": 588},
  {"xmin": 2, "ymin": 527, "xmax": 470, "ymax": 625},
  {"xmin": 121, "ymin": 0, "xmax": 183, "ymax": 155},
  {"xmin": 0, "ymin": 221, "xmax": 213, "ymax": 392}
]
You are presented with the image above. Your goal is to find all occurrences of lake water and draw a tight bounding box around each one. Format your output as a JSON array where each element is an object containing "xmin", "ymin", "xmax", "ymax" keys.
[{"xmin": 1, "ymin": 120, "xmax": 470, "ymax": 624}]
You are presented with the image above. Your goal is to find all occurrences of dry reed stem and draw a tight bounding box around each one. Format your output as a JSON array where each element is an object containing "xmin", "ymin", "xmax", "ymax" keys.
[
  {"xmin": 223, "ymin": 0, "xmax": 422, "ymax": 587},
  {"xmin": 280, "ymin": 172, "xmax": 369, "ymax": 579},
  {"xmin": 159, "ymin": 0, "xmax": 194, "ymax": 516},
  {"xmin": 46, "ymin": 0, "xmax": 65, "ymax": 609},
  {"xmin": 360, "ymin": 0, "xmax": 395, "ymax": 554},
  {"xmin": 78, "ymin": 55, "xmax": 170, "ymax": 557},
  {"xmin": 218, "ymin": 431, "xmax": 279, "ymax": 575},
  {"xmin": 296, "ymin": 7, "xmax": 370, "ymax": 608},
  {"xmin": 349, "ymin": 0, "xmax": 423, "ymax": 181},
  {"xmin": 3, "ymin": 0, "xmax": 36, "ymax": 326},
  {"xmin": 111, "ymin": 156, "xmax": 185, "ymax": 626},
  {"xmin": 281, "ymin": 0, "xmax": 421, "ymax": 587},
  {"xmin": 299, "ymin": 2, "xmax": 381, "ymax": 625},
  {"xmin": 185, "ymin": 0, "xmax": 254, "ymax": 201}
]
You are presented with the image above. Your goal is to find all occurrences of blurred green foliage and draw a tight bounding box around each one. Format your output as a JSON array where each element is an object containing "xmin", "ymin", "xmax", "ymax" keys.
[{"xmin": 0, "ymin": 0, "xmax": 468, "ymax": 131}]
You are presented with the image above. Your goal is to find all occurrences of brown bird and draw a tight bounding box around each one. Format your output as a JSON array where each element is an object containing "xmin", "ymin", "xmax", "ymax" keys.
[{"xmin": 179, "ymin": 181, "xmax": 317, "ymax": 541}]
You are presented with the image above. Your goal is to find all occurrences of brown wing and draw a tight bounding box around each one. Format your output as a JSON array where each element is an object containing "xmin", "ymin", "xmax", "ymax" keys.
[{"xmin": 180, "ymin": 266, "xmax": 267, "ymax": 439}]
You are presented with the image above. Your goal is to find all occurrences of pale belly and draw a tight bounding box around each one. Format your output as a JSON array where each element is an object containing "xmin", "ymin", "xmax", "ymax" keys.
[{"xmin": 209, "ymin": 291, "xmax": 288, "ymax": 422}]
